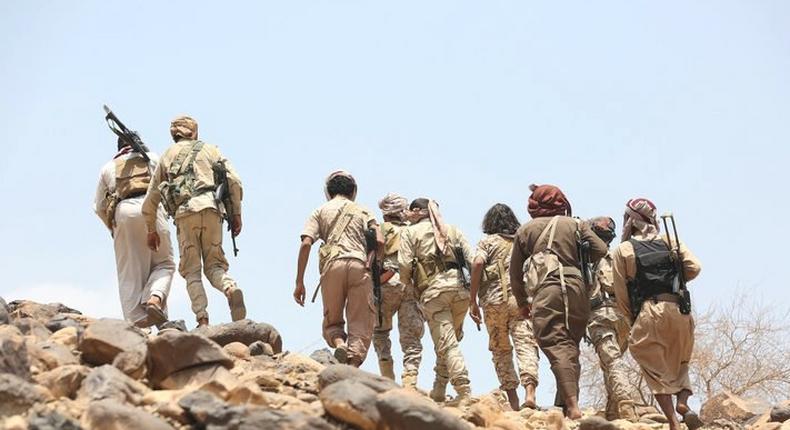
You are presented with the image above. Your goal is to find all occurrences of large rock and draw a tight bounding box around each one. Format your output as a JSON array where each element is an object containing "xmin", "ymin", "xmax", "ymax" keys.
[
  {"xmin": 27, "ymin": 340, "xmax": 78, "ymax": 371},
  {"xmin": 579, "ymin": 416, "xmax": 620, "ymax": 430},
  {"xmin": 35, "ymin": 364, "xmax": 90, "ymax": 399},
  {"xmin": 376, "ymin": 389, "xmax": 470, "ymax": 430},
  {"xmin": 318, "ymin": 364, "xmax": 399, "ymax": 393},
  {"xmin": 310, "ymin": 348, "xmax": 339, "ymax": 366},
  {"xmin": 178, "ymin": 390, "xmax": 251, "ymax": 428},
  {"xmin": 48, "ymin": 326, "xmax": 79, "ymax": 350},
  {"xmin": 320, "ymin": 379, "xmax": 380, "ymax": 430},
  {"xmin": 699, "ymin": 419, "xmax": 746, "ymax": 430},
  {"xmin": 197, "ymin": 319, "xmax": 283, "ymax": 353},
  {"xmin": 82, "ymin": 399, "xmax": 173, "ymax": 430},
  {"xmin": 14, "ymin": 317, "xmax": 52, "ymax": 341},
  {"xmin": 8, "ymin": 300, "xmax": 81, "ymax": 322},
  {"xmin": 464, "ymin": 394, "xmax": 504, "ymax": 427},
  {"xmin": 0, "ymin": 325, "xmax": 32, "ymax": 380},
  {"xmin": 772, "ymin": 406, "xmax": 790, "ymax": 423},
  {"xmin": 79, "ymin": 319, "xmax": 147, "ymax": 378},
  {"xmin": 0, "ymin": 296, "xmax": 9, "ymax": 324},
  {"xmin": 147, "ymin": 330, "xmax": 234, "ymax": 388},
  {"xmin": 701, "ymin": 391, "xmax": 767, "ymax": 423},
  {"xmin": 160, "ymin": 363, "xmax": 238, "ymax": 391},
  {"xmin": 45, "ymin": 314, "xmax": 84, "ymax": 334},
  {"xmin": 243, "ymin": 409, "xmax": 334, "ymax": 430},
  {"xmin": 77, "ymin": 365, "xmax": 149, "ymax": 406},
  {"xmin": 26, "ymin": 409, "xmax": 83, "ymax": 430},
  {"xmin": 0, "ymin": 373, "xmax": 53, "ymax": 417}
]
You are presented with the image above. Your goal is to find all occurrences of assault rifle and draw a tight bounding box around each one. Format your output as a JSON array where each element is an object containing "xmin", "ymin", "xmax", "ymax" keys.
[
  {"xmin": 365, "ymin": 228, "xmax": 383, "ymax": 326},
  {"xmin": 577, "ymin": 239, "xmax": 593, "ymax": 287},
  {"xmin": 661, "ymin": 212, "xmax": 692, "ymax": 315},
  {"xmin": 453, "ymin": 246, "xmax": 480, "ymax": 331},
  {"xmin": 103, "ymin": 105, "xmax": 150, "ymax": 162},
  {"xmin": 212, "ymin": 161, "xmax": 239, "ymax": 256}
]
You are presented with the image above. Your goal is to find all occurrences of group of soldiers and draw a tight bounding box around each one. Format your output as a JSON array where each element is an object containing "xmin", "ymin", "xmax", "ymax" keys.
[{"xmin": 94, "ymin": 115, "xmax": 702, "ymax": 429}]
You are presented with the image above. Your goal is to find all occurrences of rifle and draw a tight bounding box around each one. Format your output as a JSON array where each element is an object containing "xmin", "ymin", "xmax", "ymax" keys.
[
  {"xmin": 365, "ymin": 228, "xmax": 383, "ymax": 326},
  {"xmin": 102, "ymin": 105, "xmax": 150, "ymax": 162},
  {"xmin": 453, "ymin": 246, "xmax": 480, "ymax": 331},
  {"xmin": 212, "ymin": 161, "xmax": 239, "ymax": 256},
  {"xmin": 661, "ymin": 212, "xmax": 691, "ymax": 315}
]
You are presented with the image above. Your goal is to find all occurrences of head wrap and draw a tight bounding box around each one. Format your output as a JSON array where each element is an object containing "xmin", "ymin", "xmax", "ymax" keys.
[
  {"xmin": 622, "ymin": 198, "xmax": 659, "ymax": 241},
  {"xmin": 324, "ymin": 170, "xmax": 357, "ymax": 201},
  {"xmin": 412, "ymin": 199, "xmax": 450, "ymax": 253},
  {"xmin": 378, "ymin": 193, "xmax": 408, "ymax": 219},
  {"xmin": 170, "ymin": 115, "xmax": 199, "ymax": 140},
  {"xmin": 588, "ymin": 216, "xmax": 617, "ymax": 244},
  {"xmin": 527, "ymin": 184, "xmax": 572, "ymax": 218}
]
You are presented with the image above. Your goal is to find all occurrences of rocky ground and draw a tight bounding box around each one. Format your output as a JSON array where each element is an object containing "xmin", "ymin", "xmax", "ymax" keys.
[{"xmin": 0, "ymin": 297, "xmax": 787, "ymax": 430}]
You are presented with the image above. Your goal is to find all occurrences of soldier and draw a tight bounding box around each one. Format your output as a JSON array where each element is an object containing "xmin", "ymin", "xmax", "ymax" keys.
[
  {"xmin": 585, "ymin": 216, "xmax": 640, "ymax": 421},
  {"xmin": 510, "ymin": 184, "xmax": 607, "ymax": 419},
  {"xmin": 293, "ymin": 170, "xmax": 382, "ymax": 367},
  {"xmin": 399, "ymin": 198, "xmax": 473, "ymax": 406},
  {"xmin": 612, "ymin": 199, "xmax": 702, "ymax": 430},
  {"xmin": 142, "ymin": 116, "xmax": 246, "ymax": 327},
  {"xmin": 372, "ymin": 193, "xmax": 425, "ymax": 387},
  {"xmin": 469, "ymin": 203, "xmax": 539, "ymax": 411},
  {"xmin": 94, "ymin": 138, "xmax": 175, "ymax": 327}
]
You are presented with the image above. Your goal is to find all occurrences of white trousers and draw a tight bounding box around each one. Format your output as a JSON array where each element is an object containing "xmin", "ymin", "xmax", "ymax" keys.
[{"xmin": 113, "ymin": 196, "xmax": 175, "ymax": 326}]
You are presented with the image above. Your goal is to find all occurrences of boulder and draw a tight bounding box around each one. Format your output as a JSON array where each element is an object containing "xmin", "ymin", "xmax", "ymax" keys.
[
  {"xmin": 35, "ymin": 364, "xmax": 89, "ymax": 399},
  {"xmin": 112, "ymin": 348, "xmax": 148, "ymax": 380},
  {"xmin": 772, "ymin": 406, "xmax": 790, "ymax": 423},
  {"xmin": 147, "ymin": 330, "xmax": 234, "ymax": 388},
  {"xmin": 243, "ymin": 409, "xmax": 335, "ymax": 430},
  {"xmin": 178, "ymin": 390, "xmax": 251, "ymax": 428},
  {"xmin": 14, "ymin": 317, "xmax": 52, "ymax": 341},
  {"xmin": 310, "ymin": 348, "xmax": 339, "ymax": 366},
  {"xmin": 197, "ymin": 319, "xmax": 283, "ymax": 353},
  {"xmin": 77, "ymin": 365, "xmax": 149, "ymax": 405},
  {"xmin": 699, "ymin": 419, "xmax": 745, "ymax": 430},
  {"xmin": 26, "ymin": 409, "xmax": 83, "ymax": 430},
  {"xmin": 8, "ymin": 300, "xmax": 81, "ymax": 322},
  {"xmin": 48, "ymin": 326, "xmax": 79, "ymax": 350},
  {"xmin": 45, "ymin": 314, "xmax": 84, "ymax": 334},
  {"xmin": 319, "ymin": 379, "xmax": 380, "ymax": 430},
  {"xmin": 27, "ymin": 340, "xmax": 78, "ymax": 371},
  {"xmin": 0, "ymin": 296, "xmax": 9, "ymax": 324},
  {"xmin": 376, "ymin": 389, "xmax": 470, "ymax": 430},
  {"xmin": 0, "ymin": 325, "xmax": 32, "ymax": 380},
  {"xmin": 159, "ymin": 320, "xmax": 187, "ymax": 332},
  {"xmin": 159, "ymin": 362, "xmax": 237, "ymax": 391},
  {"xmin": 464, "ymin": 394, "xmax": 504, "ymax": 427},
  {"xmin": 82, "ymin": 399, "xmax": 174, "ymax": 430},
  {"xmin": 753, "ymin": 423, "xmax": 782, "ymax": 430},
  {"xmin": 0, "ymin": 373, "xmax": 53, "ymax": 417},
  {"xmin": 79, "ymin": 319, "xmax": 147, "ymax": 374},
  {"xmin": 579, "ymin": 416, "xmax": 620, "ymax": 430},
  {"xmin": 224, "ymin": 341, "xmax": 251, "ymax": 360},
  {"xmin": 318, "ymin": 364, "xmax": 399, "ymax": 393},
  {"xmin": 701, "ymin": 391, "xmax": 767, "ymax": 423},
  {"xmin": 249, "ymin": 340, "xmax": 274, "ymax": 357},
  {"xmin": 142, "ymin": 389, "xmax": 190, "ymax": 425}
]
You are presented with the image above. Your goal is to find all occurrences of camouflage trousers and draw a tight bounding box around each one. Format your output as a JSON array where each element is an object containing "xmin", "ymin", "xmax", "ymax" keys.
[
  {"xmin": 587, "ymin": 304, "xmax": 641, "ymax": 419},
  {"xmin": 482, "ymin": 296, "xmax": 540, "ymax": 391},
  {"xmin": 422, "ymin": 289, "xmax": 471, "ymax": 391},
  {"xmin": 372, "ymin": 282, "xmax": 425, "ymax": 378}
]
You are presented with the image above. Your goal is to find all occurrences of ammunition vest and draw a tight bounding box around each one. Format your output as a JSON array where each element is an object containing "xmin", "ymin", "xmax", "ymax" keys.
[
  {"xmin": 478, "ymin": 235, "xmax": 512, "ymax": 302},
  {"xmin": 628, "ymin": 239, "xmax": 677, "ymax": 298},
  {"xmin": 412, "ymin": 235, "xmax": 460, "ymax": 292},
  {"xmin": 317, "ymin": 202, "xmax": 365, "ymax": 273},
  {"xmin": 114, "ymin": 156, "xmax": 151, "ymax": 200},
  {"xmin": 158, "ymin": 141, "xmax": 212, "ymax": 217},
  {"xmin": 381, "ymin": 222, "xmax": 402, "ymax": 258}
]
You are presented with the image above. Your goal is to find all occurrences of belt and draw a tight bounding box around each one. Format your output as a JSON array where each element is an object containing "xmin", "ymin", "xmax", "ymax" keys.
[
  {"xmin": 123, "ymin": 191, "xmax": 147, "ymax": 200},
  {"xmin": 650, "ymin": 293, "xmax": 680, "ymax": 303}
]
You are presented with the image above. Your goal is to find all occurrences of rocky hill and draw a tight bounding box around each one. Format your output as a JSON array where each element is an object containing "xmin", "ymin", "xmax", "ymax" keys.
[{"xmin": 0, "ymin": 298, "xmax": 787, "ymax": 430}]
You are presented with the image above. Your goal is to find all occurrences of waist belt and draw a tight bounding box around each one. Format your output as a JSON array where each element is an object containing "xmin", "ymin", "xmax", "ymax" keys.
[
  {"xmin": 590, "ymin": 294, "xmax": 616, "ymax": 310},
  {"xmin": 650, "ymin": 293, "xmax": 680, "ymax": 304},
  {"xmin": 123, "ymin": 191, "xmax": 147, "ymax": 200}
]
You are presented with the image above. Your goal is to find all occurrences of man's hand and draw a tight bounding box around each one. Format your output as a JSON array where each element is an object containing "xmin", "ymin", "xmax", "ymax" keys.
[
  {"xmin": 232, "ymin": 214, "xmax": 242, "ymax": 237},
  {"xmin": 147, "ymin": 232, "xmax": 160, "ymax": 251},
  {"xmin": 519, "ymin": 304, "xmax": 532, "ymax": 320},
  {"xmin": 469, "ymin": 300, "xmax": 482, "ymax": 326},
  {"xmin": 293, "ymin": 281, "xmax": 306, "ymax": 307}
]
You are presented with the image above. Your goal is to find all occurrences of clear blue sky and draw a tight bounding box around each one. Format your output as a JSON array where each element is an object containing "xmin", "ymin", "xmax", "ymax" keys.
[{"xmin": 1, "ymin": 1, "xmax": 788, "ymax": 407}]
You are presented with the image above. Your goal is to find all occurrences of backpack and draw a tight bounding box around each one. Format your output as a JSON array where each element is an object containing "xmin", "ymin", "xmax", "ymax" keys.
[
  {"xmin": 100, "ymin": 155, "xmax": 152, "ymax": 230},
  {"xmin": 158, "ymin": 140, "xmax": 206, "ymax": 217},
  {"xmin": 317, "ymin": 202, "xmax": 364, "ymax": 273}
]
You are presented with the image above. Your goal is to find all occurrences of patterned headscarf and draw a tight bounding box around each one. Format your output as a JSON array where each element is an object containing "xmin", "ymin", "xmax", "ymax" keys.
[
  {"xmin": 588, "ymin": 216, "xmax": 617, "ymax": 245},
  {"xmin": 527, "ymin": 184, "xmax": 572, "ymax": 218},
  {"xmin": 412, "ymin": 199, "xmax": 450, "ymax": 253},
  {"xmin": 170, "ymin": 115, "xmax": 199, "ymax": 140},
  {"xmin": 378, "ymin": 193, "xmax": 408, "ymax": 219},
  {"xmin": 324, "ymin": 170, "xmax": 357, "ymax": 201},
  {"xmin": 622, "ymin": 198, "xmax": 659, "ymax": 241}
]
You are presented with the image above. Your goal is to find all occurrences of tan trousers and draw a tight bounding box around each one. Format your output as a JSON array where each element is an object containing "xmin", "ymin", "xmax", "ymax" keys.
[
  {"xmin": 372, "ymin": 282, "xmax": 425, "ymax": 377},
  {"xmin": 531, "ymin": 280, "xmax": 590, "ymax": 408},
  {"xmin": 321, "ymin": 258, "xmax": 375, "ymax": 366},
  {"xmin": 483, "ymin": 296, "xmax": 540, "ymax": 391},
  {"xmin": 175, "ymin": 209, "xmax": 237, "ymax": 321},
  {"xmin": 422, "ymin": 289, "xmax": 471, "ymax": 390}
]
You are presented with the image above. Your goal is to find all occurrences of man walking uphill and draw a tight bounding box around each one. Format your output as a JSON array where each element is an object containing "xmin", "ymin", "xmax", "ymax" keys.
[
  {"xmin": 142, "ymin": 115, "xmax": 246, "ymax": 327},
  {"xmin": 510, "ymin": 184, "xmax": 607, "ymax": 418},
  {"xmin": 293, "ymin": 171, "xmax": 383, "ymax": 367}
]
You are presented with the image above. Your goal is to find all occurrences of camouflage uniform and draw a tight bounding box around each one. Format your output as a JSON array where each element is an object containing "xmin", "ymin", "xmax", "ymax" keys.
[
  {"xmin": 476, "ymin": 234, "xmax": 540, "ymax": 391},
  {"xmin": 587, "ymin": 253, "xmax": 641, "ymax": 420},
  {"xmin": 373, "ymin": 221, "xmax": 425, "ymax": 385},
  {"xmin": 399, "ymin": 218, "xmax": 473, "ymax": 398}
]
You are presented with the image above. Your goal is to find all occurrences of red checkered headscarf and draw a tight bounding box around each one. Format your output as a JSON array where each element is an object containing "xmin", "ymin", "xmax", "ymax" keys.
[
  {"xmin": 622, "ymin": 198, "xmax": 659, "ymax": 241},
  {"xmin": 527, "ymin": 184, "xmax": 572, "ymax": 218}
]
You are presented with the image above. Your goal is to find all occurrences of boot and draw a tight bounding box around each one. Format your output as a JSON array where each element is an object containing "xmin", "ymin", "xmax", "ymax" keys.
[
  {"xmin": 618, "ymin": 399, "xmax": 639, "ymax": 422},
  {"xmin": 445, "ymin": 385, "xmax": 472, "ymax": 408},
  {"xmin": 196, "ymin": 317, "xmax": 209, "ymax": 328},
  {"xmin": 379, "ymin": 359, "xmax": 395, "ymax": 380},
  {"xmin": 225, "ymin": 286, "xmax": 246, "ymax": 321},
  {"xmin": 401, "ymin": 372, "xmax": 418, "ymax": 389},
  {"xmin": 429, "ymin": 378, "xmax": 448, "ymax": 403}
]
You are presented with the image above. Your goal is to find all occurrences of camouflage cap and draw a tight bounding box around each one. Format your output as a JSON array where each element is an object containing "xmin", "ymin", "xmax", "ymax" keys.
[{"xmin": 170, "ymin": 115, "xmax": 198, "ymax": 140}]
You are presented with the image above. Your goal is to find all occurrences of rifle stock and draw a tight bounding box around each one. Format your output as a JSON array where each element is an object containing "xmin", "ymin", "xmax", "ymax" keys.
[{"xmin": 102, "ymin": 105, "xmax": 150, "ymax": 162}]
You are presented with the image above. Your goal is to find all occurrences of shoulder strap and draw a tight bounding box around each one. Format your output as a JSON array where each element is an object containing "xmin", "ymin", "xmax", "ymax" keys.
[
  {"xmin": 167, "ymin": 140, "xmax": 204, "ymax": 179},
  {"xmin": 326, "ymin": 202, "xmax": 359, "ymax": 245},
  {"xmin": 535, "ymin": 216, "xmax": 560, "ymax": 253}
]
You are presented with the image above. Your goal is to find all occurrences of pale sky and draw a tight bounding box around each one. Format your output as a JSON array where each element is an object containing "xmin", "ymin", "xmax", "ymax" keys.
[{"xmin": 1, "ymin": 1, "xmax": 788, "ymax": 407}]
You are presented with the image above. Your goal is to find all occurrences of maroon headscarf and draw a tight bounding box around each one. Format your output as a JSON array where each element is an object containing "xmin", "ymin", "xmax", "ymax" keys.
[{"xmin": 527, "ymin": 184, "xmax": 572, "ymax": 218}]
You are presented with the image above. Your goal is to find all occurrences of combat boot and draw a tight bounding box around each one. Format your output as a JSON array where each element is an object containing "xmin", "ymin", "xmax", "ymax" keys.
[
  {"xmin": 224, "ymin": 286, "xmax": 246, "ymax": 321},
  {"xmin": 445, "ymin": 385, "xmax": 472, "ymax": 408},
  {"xmin": 401, "ymin": 372, "xmax": 418, "ymax": 389},
  {"xmin": 379, "ymin": 359, "xmax": 395, "ymax": 380},
  {"xmin": 618, "ymin": 400, "xmax": 638, "ymax": 422},
  {"xmin": 429, "ymin": 377, "xmax": 448, "ymax": 402}
]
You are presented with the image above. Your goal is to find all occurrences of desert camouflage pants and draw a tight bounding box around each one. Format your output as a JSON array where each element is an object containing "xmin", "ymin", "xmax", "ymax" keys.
[
  {"xmin": 372, "ymin": 282, "xmax": 424, "ymax": 377},
  {"xmin": 175, "ymin": 209, "xmax": 237, "ymax": 322},
  {"xmin": 588, "ymin": 304, "xmax": 641, "ymax": 419},
  {"xmin": 483, "ymin": 296, "xmax": 539, "ymax": 391},
  {"xmin": 422, "ymin": 289, "xmax": 471, "ymax": 391}
]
